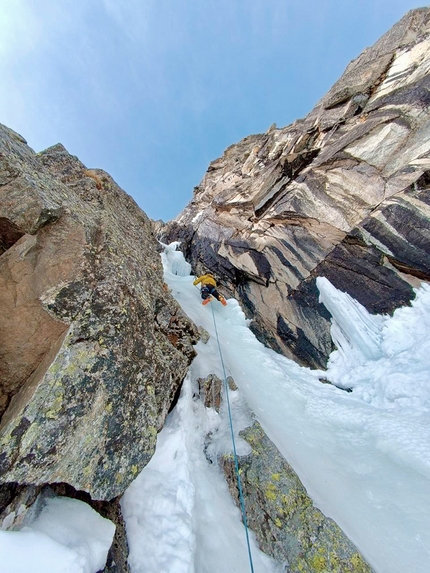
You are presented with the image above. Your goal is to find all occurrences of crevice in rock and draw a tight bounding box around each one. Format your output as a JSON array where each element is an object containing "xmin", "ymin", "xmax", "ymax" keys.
[
  {"xmin": 366, "ymin": 54, "xmax": 396, "ymax": 102},
  {"xmin": 0, "ymin": 482, "xmax": 29, "ymax": 518},
  {"xmin": 415, "ymin": 170, "xmax": 430, "ymax": 190},
  {"xmin": 168, "ymin": 378, "xmax": 184, "ymax": 414},
  {"xmin": 254, "ymin": 149, "xmax": 320, "ymax": 220},
  {"xmin": 254, "ymin": 179, "xmax": 290, "ymax": 219},
  {"xmin": 0, "ymin": 218, "xmax": 24, "ymax": 256},
  {"xmin": 386, "ymin": 256, "xmax": 430, "ymax": 281},
  {"xmin": 35, "ymin": 208, "xmax": 64, "ymax": 230}
]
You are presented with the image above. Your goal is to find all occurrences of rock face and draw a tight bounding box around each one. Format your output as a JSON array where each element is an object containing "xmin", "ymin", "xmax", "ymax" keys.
[
  {"xmin": 222, "ymin": 422, "xmax": 372, "ymax": 573},
  {"xmin": 163, "ymin": 8, "xmax": 430, "ymax": 367},
  {"xmin": 195, "ymin": 370, "xmax": 372, "ymax": 572},
  {"xmin": 0, "ymin": 124, "xmax": 198, "ymax": 500}
]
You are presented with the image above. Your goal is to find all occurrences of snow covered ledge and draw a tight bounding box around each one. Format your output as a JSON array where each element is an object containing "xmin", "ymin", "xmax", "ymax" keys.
[{"xmin": 0, "ymin": 494, "xmax": 115, "ymax": 573}]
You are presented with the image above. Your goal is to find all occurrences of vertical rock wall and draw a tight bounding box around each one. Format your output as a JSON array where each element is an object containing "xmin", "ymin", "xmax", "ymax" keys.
[
  {"xmin": 0, "ymin": 124, "xmax": 198, "ymax": 500},
  {"xmin": 163, "ymin": 8, "xmax": 430, "ymax": 368}
]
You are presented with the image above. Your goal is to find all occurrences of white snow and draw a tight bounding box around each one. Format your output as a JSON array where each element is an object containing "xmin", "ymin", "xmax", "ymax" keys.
[
  {"xmin": 121, "ymin": 372, "xmax": 277, "ymax": 573},
  {"xmin": 123, "ymin": 242, "xmax": 429, "ymax": 573},
  {"xmin": 2, "ymin": 241, "xmax": 430, "ymax": 573},
  {"xmin": 0, "ymin": 496, "xmax": 115, "ymax": 573}
]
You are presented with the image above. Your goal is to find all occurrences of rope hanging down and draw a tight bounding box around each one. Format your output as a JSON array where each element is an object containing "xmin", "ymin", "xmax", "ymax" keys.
[{"xmin": 210, "ymin": 304, "xmax": 255, "ymax": 573}]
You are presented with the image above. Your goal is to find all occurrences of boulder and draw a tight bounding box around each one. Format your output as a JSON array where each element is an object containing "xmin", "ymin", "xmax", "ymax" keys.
[{"xmin": 0, "ymin": 124, "xmax": 199, "ymax": 500}]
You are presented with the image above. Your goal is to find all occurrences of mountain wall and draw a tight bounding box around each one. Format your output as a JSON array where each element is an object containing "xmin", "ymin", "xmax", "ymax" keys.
[
  {"xmin": 0, "ymin": 123, "xmax": 198, "ymax": 501},
  {"xmin": 163, "ymin": 8, "xmax": 430, "ymax": 368},
  {"xmin": 1, "ymin": 8, "xmax": 430, "ymax": 572}
]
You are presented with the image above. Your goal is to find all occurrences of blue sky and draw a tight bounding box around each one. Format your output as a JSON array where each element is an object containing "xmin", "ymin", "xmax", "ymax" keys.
[{"xmin": 0, "ymin": 1, "xmax": 425, "ymax": 221}]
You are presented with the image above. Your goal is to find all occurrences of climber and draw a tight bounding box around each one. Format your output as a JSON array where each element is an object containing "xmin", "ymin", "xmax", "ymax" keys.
[{"xmin": 193, "ymin": 273, "xmax": 227, "ymax": 306}]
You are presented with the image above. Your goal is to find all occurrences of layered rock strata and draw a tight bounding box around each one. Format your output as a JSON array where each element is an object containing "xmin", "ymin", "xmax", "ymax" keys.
[
  {"xmin": 163, "ymin": 8, "xmax": 430, "ymax": 367},
  {"xmin": 0, "ymin": 124, "xmax": 198, "ymax": 500}
]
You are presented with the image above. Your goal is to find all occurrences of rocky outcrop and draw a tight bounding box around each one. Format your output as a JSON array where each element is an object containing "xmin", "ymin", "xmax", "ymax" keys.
[
  {"xmin": 197, "ymin": 373, "xmax": 237, "ymax": 411},
  {"xmin": 222, "ymin": 422, "xmax": 372, "ymax": 572},
  {"xmin": 195, "ymin": 369, "xmax": 372, "ymax": 571},
  {"xmin": 163, "ymin": 8, "xmax": 430, "ymax": 367},
  {"xmin": 0, "ymin": 124, "xmax": 198, "ymax": 501}
]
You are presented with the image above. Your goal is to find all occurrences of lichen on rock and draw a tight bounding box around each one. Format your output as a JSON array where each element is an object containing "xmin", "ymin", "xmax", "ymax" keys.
[
  {"xmin": 0, "ymin": 123, "xmax": 199, "ymax": 500},
  {"xmin": 221, "ymin": 421, "xmax": 373, "ymax": 572}
]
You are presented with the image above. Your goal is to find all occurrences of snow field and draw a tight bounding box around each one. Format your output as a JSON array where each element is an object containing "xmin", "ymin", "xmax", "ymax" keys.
[
  {"xmin": 136, "ymin": 242, "xmax": 430, "ymax": 573},
  {"xmin": 121, "ymin": 346, "xmax": 279, "ymax": 573}
]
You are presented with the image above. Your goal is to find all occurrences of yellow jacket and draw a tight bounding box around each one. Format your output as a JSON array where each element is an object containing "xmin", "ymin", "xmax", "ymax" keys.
[{"xmin": 193, "ymin": 274, "xmax": 217, "ymax": 287}]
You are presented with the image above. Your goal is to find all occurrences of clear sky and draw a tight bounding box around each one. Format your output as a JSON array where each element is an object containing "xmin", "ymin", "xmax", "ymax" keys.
[{"xmin": 0, "ymin": 1, "xmax": 425, "ymax": 221}]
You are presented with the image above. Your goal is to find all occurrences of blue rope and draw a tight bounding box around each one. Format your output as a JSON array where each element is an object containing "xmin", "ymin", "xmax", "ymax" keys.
[{"xmin": 210, "ymin": 303, "xmax": 255, "ymax": 573}]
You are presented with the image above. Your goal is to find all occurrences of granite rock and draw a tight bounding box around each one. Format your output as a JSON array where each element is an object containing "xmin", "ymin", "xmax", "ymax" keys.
[{"xmin": 0, "ymin": 124, "xmax": 199, "ymax": 500}]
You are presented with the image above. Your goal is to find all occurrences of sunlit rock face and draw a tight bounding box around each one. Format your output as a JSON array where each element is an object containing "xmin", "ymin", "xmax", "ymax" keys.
[
  {"xmin": 0, "ymin": 125, "xmax": 198, "ymax": 500},
  {"xmin": 164, "ymin": 8, "xmax": 430, "ymax": 368}
]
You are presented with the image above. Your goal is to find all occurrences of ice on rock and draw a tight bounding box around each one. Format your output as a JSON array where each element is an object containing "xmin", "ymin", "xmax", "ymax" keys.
[
  {"xmin": 3, "ymin": 241, "xmax": 429, "ymax": 573},
  {"xmin": 128, "ymin": 242, "xmax": 429, "ymax": 573},
  {"xmin": 317, "ymin": 276, "xmax": 384, "ymax": 365},
  {"xmin": 161, "ymin": 241, "xmax": 192, "ymax": 277},
  {"xmin": 122, "ymin": 373, "xmax": 275, "ymax": 573}
]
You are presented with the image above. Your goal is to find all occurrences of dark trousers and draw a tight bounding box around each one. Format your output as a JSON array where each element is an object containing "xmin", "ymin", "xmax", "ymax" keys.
[{"xmin": 201, "ymin": 284, "xmax": 221, "ymax": 301}]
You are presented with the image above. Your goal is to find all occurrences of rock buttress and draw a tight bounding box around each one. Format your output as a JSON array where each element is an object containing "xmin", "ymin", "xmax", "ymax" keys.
[{"xmin": 0, "ymin": 125, "xmax": 199, "ymax": 500}]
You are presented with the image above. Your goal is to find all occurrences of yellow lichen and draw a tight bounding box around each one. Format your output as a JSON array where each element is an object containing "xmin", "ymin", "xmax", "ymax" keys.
[
  {"xmin": 45, "ymin": 395, "xmax": 63, "ymax": 419},
  {"xmin": 310, "ymin": 553, "xmax": 327, "ymax": 572},
  {"xmin": 329, "ymin": 552, "xmax": 340, "ymax": 569},
  {"xmin": 83, "ymin": 465, "xmax": 92, "ymax": 477},
  {"xmin": 147, "ymin": 426, "xmax": 157, "ymax": 438},
  {"xmin": 265, "ymin": 482, "xmax": 277, "ymax": 501},
  {"xmin": 350, "ymin": 553, "xmax": 368, "ymax": 572}
]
